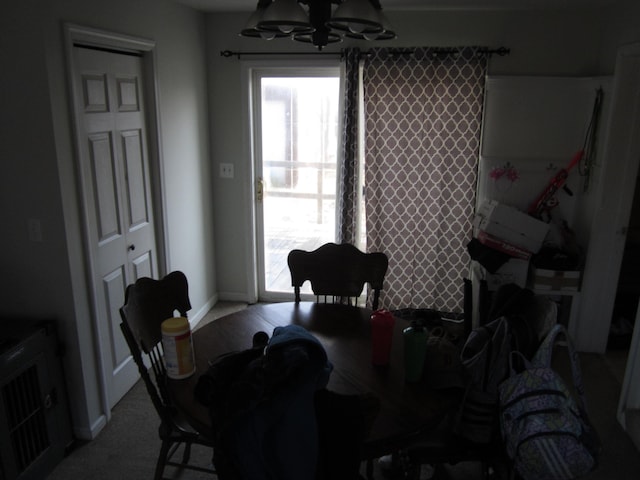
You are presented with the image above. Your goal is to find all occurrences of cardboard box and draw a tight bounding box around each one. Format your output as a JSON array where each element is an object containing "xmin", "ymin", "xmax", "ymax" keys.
[
  {"xmin": 474, "ymin": 200, "xmax": 549, "ymax": 253},
  {"xmin": 474, "ymin": 259, "xmax": 530, "ymax": 291},
  {"xmin": 531, "ymin": 267, "xmax": 581, "ymax": 292},
  {"xmin": 476, "ymin": 230, "xmax": 532, "ymax": 260}
]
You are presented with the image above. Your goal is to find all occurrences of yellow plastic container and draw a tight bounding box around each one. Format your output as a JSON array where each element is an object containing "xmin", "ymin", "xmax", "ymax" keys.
[{"xmin": 161, "ymin": 317, "xmax": 195, "ymax": 379}]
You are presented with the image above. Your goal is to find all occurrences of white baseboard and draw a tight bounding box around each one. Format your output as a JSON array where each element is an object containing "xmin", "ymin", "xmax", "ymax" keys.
[
  {"xmin": 216, "ymin": 291, "xmax": 255, "ymax": 303},
  {"xmin": 189, "ymin": 294, "xmax": 218, "ymax": 329},
  {"xmin": 74, "ymin": 414, "xmax": 107, "ymax": 441}
]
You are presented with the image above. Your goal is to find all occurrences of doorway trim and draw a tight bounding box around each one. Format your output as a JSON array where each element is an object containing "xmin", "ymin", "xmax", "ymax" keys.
[
  {"xmin": 577, "ymin": 42, "xmax": 640, "ymax": 353},
  {"xmin": 611, "ymin": 41, "xmax": 640, "ymax": 446},
  {"xmin": 63, "ymin": 23, "xmax": 167, "ymax": 422},
  {"xmin": 241, "ymin": 59, "xmax": 342, "ymax": 304}
]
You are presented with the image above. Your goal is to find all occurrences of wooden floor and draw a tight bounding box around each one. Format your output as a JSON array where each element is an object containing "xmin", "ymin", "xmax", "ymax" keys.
[{"xmin": 264, "ymin": 223, "xmax": 330, "ymax": 294}]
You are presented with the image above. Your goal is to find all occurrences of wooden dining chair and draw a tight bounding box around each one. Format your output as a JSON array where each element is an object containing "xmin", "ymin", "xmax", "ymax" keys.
[
  {"xmin": 119, "ymin": 271, "xmax": 216, "ymax": 480},
  {"xmin": 287, "ymin": 242, "xmax": 389, "ymax": 310}
]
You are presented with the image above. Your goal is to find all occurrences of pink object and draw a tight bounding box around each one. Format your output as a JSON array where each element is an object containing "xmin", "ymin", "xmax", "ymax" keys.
[{"xmin": 370, "ymin": 310, "xmax": 395, "ymax": 366}]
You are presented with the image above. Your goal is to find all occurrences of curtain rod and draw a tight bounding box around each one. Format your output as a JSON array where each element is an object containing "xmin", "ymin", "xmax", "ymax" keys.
[
  {"xmin": 221, "ymin": 50, "xmax": 342, "ymax": 59},
  {"xmin": 389, "ymin": 47, "xmax": 511, "ymax": 56},
  {"xmin": 221, "ymin": 46, "xmax": 510, "ymax": 60}
]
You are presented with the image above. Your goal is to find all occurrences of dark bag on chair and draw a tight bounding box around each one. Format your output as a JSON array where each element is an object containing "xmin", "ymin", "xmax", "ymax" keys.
[
  {"xmin": 195, "ymin": 325, "xmax": 335, "ymax": 480},
  {"xmin": 454, "ymin": 316, "xmax": 512, "ymax": 444},
  {"xmin": 454, "ymin": 284, "xmax": 543, "ymax": 445},
  {"xmin": 194, "ymin": 344, "xmax": 266, "ymax": 480},
  {"xmin": 454, "ymin": 317, "xmax": 538, "ymax": 443}
]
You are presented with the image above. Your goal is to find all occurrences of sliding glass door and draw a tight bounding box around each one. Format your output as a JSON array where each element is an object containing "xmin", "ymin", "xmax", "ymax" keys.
[{"xmin": 252, "ymin": 66, "xmax": 340, "ymax": 301}]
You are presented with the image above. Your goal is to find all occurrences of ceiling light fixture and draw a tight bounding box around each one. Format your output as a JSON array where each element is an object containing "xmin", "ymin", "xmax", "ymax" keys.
[{"xmin": 240, "ymin": 0, "xmax": 396, "ymax": 50}]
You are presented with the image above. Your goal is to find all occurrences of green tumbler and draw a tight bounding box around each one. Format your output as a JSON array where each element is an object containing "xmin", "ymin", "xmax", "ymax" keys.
[{"xmin": 403, "ymin": 325, "xmax": 428, "ymax": 382}]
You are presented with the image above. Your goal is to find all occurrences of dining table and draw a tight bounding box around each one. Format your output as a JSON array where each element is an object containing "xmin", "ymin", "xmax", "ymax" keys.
[{"xmin": 166, "ymin": 301, "xmax": 459, "ymax": 464}]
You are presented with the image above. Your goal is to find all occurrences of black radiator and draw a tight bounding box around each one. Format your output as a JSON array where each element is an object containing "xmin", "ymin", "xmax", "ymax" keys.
[{"xmin": 0, "ymin": 319, "xmax": 73, "ymax": 480}]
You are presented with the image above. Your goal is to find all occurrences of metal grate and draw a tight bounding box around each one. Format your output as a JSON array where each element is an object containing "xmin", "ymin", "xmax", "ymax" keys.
[{"xmin": 1, "ymin": 365, "xmax": 50, "ymax": 474}]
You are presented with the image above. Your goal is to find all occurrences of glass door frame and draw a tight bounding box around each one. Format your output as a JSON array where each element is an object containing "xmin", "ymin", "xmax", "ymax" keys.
[{"xmin": 245, "ymin": 60, "xmax": 343, "ymax": 303}]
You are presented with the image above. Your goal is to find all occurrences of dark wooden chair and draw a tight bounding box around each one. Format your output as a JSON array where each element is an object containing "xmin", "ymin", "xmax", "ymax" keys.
[
  {"xmin": 119, "ymin": 271, "xmax": 215, "ymax": 480},
  {"xmin": 287, "ymin": 242, "xmax": 388, "ymax": 310}
]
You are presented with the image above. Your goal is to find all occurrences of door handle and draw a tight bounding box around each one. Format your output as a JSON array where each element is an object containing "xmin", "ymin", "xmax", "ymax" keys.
[{"xmin": 256, "ymin": 177, "xmax": 264, "ymax": 203}]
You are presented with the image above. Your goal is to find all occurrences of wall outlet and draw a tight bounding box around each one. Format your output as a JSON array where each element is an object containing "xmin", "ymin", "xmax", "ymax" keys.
[{"xmin": 219, "ymin": 163, "xmax": 234, "ymax": 179}]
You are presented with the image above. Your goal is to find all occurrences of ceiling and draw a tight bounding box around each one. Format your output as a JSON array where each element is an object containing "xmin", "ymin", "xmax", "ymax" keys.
[{"xmin": 173, "ymin": 0, "xmax": 621, "ymax": 13}]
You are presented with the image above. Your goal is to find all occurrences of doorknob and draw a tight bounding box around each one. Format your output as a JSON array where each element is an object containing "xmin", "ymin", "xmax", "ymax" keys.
[{"xmin": 128, "ymin": 244, "xmax": 136, "ymax": 251}]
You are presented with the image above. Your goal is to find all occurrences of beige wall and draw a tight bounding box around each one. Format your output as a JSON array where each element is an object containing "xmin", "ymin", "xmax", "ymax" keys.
[
  {"xmin": 207, "ymin": 6, "xmax": 628, "ymax": 302},
  {"xmin": 1, "ymin": 0, "xmax": 215, "ymax": 439}
]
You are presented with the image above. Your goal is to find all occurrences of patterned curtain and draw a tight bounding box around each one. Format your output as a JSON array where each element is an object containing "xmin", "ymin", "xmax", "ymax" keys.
[
  {"xmin": 363, "ymin": 47, "xmax": 488, "ymax": 312},
  {"xmin": 337, "ymin": 48, "xmax": 361, "ymax": 245}
]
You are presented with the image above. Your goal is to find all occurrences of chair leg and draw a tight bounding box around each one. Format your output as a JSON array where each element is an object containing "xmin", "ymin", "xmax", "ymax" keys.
[
  {"xmin": 154, "ymin": 440, "xmax": 171, "ymax": 480},
  {"xmin": 366, "ymin": 459, "xmax": 374, "ymax": 479},
  {"xmin": 181, "ymin": 441, "xmax": 192, "ymax": 463}
]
